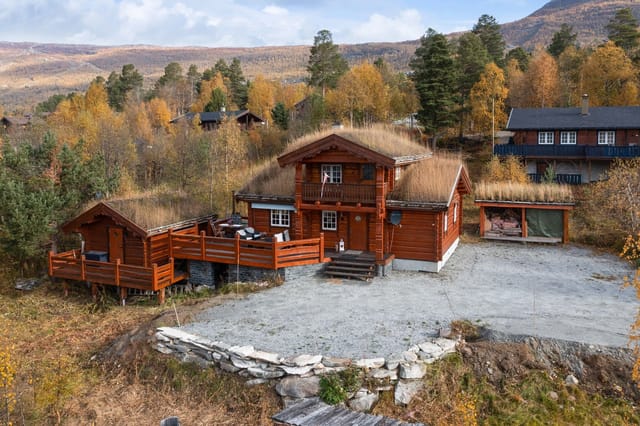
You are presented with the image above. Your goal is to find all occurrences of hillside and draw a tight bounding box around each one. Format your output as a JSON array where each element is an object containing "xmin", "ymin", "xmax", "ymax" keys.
[{"xmin": 1, "ymin": 0, "xmax": 638, "ymax": 112}]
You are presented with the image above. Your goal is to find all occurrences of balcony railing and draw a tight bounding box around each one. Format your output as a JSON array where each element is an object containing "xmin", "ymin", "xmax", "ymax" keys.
[
  {"xmin": 302, "ymin": 183, "xmax": 378, "ymax": 204},
  {"xmin": 528, "ymin": 173, "xmax": 582, "ymax": 185},
  {"xmin": 494, "ymin": 144, "xmax": 640, "ymax": 159}
]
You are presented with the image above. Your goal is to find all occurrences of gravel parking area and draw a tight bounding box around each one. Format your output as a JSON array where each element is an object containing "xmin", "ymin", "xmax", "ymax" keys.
[{"xmin": 182, "ymin": 242, "xmax": 637, "ymax": 360}]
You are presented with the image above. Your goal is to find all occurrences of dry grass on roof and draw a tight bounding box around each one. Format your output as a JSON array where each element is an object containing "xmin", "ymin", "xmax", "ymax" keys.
[
  {"xmin": 389, "ymin": 154, "xmax": 464, "ymax": 204},
  {"xmin": 238, "ymin": 161, "xmax": 296, "ymax": 197},
  {"xmin": 474, "ymin": 181, "xmax": 574, "ymax": 204},
  {"xmin": 102, "ymin": 191, "xmax": 214, "ymax": 230},
  {"xmin": 283, "ymin": 125, "xmax": 430, "ymax": 159}
]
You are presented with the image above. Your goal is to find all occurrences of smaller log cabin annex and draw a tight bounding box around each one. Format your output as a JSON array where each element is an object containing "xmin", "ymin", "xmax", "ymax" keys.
[{"xmin": 235, "ymin": 127, "xmax": 471, "ymax": 273}]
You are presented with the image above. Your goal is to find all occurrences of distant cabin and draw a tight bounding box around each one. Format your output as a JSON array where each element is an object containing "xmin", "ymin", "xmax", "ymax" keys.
[{"xmin": 170, "ymin": 110, "xmax": 264, "ymax": 131}]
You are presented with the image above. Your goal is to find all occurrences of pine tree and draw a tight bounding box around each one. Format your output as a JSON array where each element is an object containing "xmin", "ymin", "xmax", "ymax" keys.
[
  {"xmin": 472, "ymin": 15, "xmax": 506, "ymax": 67},
  {"xmin": 547, "ymin": 24, "xmax": 577, "ymax": 57},
  {"xmin": 307, "ymin": 30, "xmax": 349, "ymax": 97},
  {"xmin": 607, "ymin": 8, "xmax": 640, "ymax": 54},
  {"xmin": 410, "ymin": 28, "xmax": 458, "ymax": 148},
  {"xmin": 271, "ymin": 102, "xmax": 289, "ymax": 130}
]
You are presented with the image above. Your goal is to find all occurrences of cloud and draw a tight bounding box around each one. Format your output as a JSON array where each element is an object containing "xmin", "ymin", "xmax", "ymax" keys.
[{"xmin": 344, "ymin": 9, "xmax": 425, "ymax": 43}]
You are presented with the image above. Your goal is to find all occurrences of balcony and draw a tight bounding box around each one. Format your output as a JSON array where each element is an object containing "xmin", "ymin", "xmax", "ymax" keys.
[
  {"xmin": 302, "ymin": 183, "xmax": 378, "ymax": 204},
  {"xmin": 528, "ymin": 173, "xmax": 582, "ymax": 185},
  {"xmin": 494, "ymin": 144, "xmax": 640, "ymax": 159}
]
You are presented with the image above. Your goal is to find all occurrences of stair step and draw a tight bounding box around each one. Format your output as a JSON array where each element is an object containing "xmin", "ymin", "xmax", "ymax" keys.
[
  {"xmin": 330, "ymin": 259, "xmax": 375, "ymax": 268},
  {"xmin": 326, "ymin": 270, "xmax": 373, "ymax": 280},
  {"xmin": 326, "ymin": 265, "xmax": 374, "ymax": 273}
]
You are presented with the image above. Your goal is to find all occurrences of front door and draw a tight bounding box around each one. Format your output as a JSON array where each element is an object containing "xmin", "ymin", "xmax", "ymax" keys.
[
  {"xmin": 108, "ymin": 227, "xmax": 124, "ymax": 262},
  {"xmin": 349, "ymin": 213, "xmax": 368, "ymax": 251}
]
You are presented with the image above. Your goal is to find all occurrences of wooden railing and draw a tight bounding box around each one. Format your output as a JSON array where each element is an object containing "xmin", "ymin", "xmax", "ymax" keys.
[
  {"xmin": 169, "ymin": 231, "xmax": 325, "ymax": 269},
  {"xmin": 528, "ymin": 173, "xmax": 582, "ymax": 185},
  {"xmin": 302, "ymin": 183, "xmax": 378, "ymax": 203},
  {"xmin": 48, "ymin": 250, "xmax": 174, "ymax": 291},
  {"xmin": 494, "ymin": 144, "xmax": 640, "ymax": 159}
]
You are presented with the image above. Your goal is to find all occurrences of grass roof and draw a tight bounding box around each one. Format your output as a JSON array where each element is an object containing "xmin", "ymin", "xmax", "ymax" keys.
[
  {"xmin": 103, "ymin": 191, "xmax": 214, "ymax": 231},
  {"xmin": 389, "ymin": 154, "xmax": 466, "ymax": 204},
  {"xmin": 474, "ymin": 181, "xmax": 574, "ymax": 204},
  {"xmin": 237, "ymin": 162, "xmax": 296, "ymax": 198},
  {"xmin": 281, "ymin": 125, "xmax": 430, "ymax": 160}
]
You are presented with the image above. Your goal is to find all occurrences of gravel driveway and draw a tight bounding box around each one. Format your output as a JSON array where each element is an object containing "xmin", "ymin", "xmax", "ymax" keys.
[{"xmin": 181, "ymin": 242, "xmax": 638, "ymax": 360}]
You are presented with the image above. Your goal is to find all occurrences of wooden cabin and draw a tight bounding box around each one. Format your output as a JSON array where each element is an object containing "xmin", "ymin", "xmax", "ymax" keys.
[
  {"xmin": 235, "ymin": 127, "xmax": 471, "ymax": 273},
  {"xmin": 170, "ymin": 110, "xmax": 264, "ymax": 131},
  {"xmin": 49, "ymin": 197, "xmax": 215, "ymax": 303}
]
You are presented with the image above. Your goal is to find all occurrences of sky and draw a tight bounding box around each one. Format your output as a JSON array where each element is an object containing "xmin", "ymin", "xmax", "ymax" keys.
[{"xmin": 0, "ymin": 0, "xmax": 549, "ymax": 47}]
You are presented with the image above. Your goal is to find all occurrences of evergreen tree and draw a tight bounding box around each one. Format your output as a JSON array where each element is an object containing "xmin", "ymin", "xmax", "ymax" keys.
[
  {"xmin": 228, "ymin": 58, "xmax": 248, "ymax": 109},
  {"xmin": 455, "ymin": 32, "xmax": 490, "ymax": 135},
  {"xmin": 271, "ymin": 102, "xmax": 289, "ymax": 130},
  {"xmin": 547, "ymin": 24, "xmax": 578, "ymax": 57},
  {"xmin": 105, "ymin": 64, "xmax": 144, "ymax": 111},
  {"xmin": 410, "ymin": 28, "xmax": 458, "ymax": 148},
  {"xmin": 307, "ymin": 30, "xmax": 349, "ymax": 97},
  {"xmin": 607, "ymin": 7, "xmax": 640, "ymax": 54},
  {"xmin": 472, "ymin": 15, "xmax": 506, "ymax": 67},
  {"xmin": 505, "ymin": 47, "xmax": 531, "ymax": 72},
  {"xmin": 204, "ymin": 87, "xmax": 227, "ymax": 112}
]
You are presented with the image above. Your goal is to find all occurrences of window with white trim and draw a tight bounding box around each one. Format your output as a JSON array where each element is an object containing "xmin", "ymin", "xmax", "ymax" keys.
[
  {"xmin": 598, "ymin": 131, "xmax": 615, "ymax": 145},
  {"xmin": 444, "ymin": 212, "xmax": 449, "ymax": 233},
  {"xmin": 321, "ymin": 164, "xmax": 342, "ymax": 183},
  {"xmin": 322, "ymin": 211, "xmax": 337, "ymax": 231},
  {"xmin": 560, "ymin": 131, "xmax": 576, "ymax": 145},
  {"xmin": 270, "ymin": 209, "xmax": 290, "ymax": 227},
  {"xmin": 394, "ymin": 166, "xmax": 402, "ymax": 181},
  {"xmin": 538, "ymin": 131, "xmax": 554, "ymax": 145},
  {"xmin": 453, "ymin": 203, "xmax": 458, "ymax": 224}
]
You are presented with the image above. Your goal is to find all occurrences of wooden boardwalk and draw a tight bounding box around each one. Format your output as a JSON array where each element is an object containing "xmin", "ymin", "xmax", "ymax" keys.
[{"xmin": 272, "ymin": 398, "xmax": 425, "ymax": 426}]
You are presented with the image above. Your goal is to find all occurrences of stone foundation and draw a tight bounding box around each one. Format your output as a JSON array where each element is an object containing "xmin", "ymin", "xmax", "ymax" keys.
[{"xmin": 154, "ymin": 327, "xmax": 459, "ymax": 408}]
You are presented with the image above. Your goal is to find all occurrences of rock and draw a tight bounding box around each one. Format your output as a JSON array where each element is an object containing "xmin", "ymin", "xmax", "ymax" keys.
[
  {"xmin": 280, "ymin": 365, "xmax": 315, "ymax": 376},
  {"xmin": 438, "ymin": 327, "xmax": 453, "ymax": 338},
  {"xmin": 157, "ymin": 327, "xmax": 198, "ymax": 342},
  {"xmin": 228, "ymin": 345, "xmax": 255, "ymax": 358},
  {"xmin": 355, "ymin": 357, "xmax": 386, "ymax": 369},
  {"xmin": 399, "ymin": 362, "xmax": 426, "ymax": 379},
  {"xmin": 166, "ymin": 343, "xmax": 190, "ymax": 353},
  {"xmin": 245, "ymin": 378, "xmax": 269, "ymax": 386},
  {"xmin": 313, "ymin": 366, "xmax": 345, "ymax": 375},
  {"xmin": 348, "ymin": 389, "xmax": 379, "ymax": 412},
  {"xmin": 394, "ymin": 380, "xmax": 424, "ymax": 405},
  {"xmin": 385, "ymin": 353, "xmax": 403, "ymax": 370},
  {"xmin": 284, "ymin": 354, "xmax": 323, "ymax": 367},
  {"xmin": 434, "ymin": 338, "xmax": 457, "ymax": 354},
  {"xmin": 369, "ymin": 368, "xmax": 398, "ymax": 381},
  {"xmin": 565, "ymin": 374, "xmax": 579, "ymax": 386},
  {"xmin": 548, "ymin": 391, "xmax": 559, "ymax": 401},
  {"xmin": 219, "ymin": 361, "xmax": 240, "ymax": 373},
  {"xmin": 155, "ymin": 332, "xmax": 171, "ymax": 343},
  {"xmin": 247, "ymin": 367, "xmax": 286, "ymax": 379},
  {"xmin": 208, "ymin": 341, "xmax": 231, "ymax": 352},
  {"xmin": 407, "ymin": 345, "xmax": 420, "ymax": 353},
  {"xmin": 275, "ymin": 376, "xmax": 321, "ymax": 398},
  {"xmin": 153, "ymin": 343, "xmax": 173, "ymax": 355},
  {"xmin": 417, "ymin": 342, "xmax": 444, "ymax": 359},
  {"xmin": 249, "ymin": 350, "xmax": 281, "ymax": 364},
  {"xmin": 15, "ymin": 278, "xmax": 41, "ymax": 291},
  {"xmin": 322, "ymin": 356, "xmax": 352, "ymax": 368},
  {"xmin": 402, "ymin": 351, "xmax": 418, "ymax": 362},
  {"xmin": 230, "ymin": 355, "xmax": 259, "ymax": 369}
]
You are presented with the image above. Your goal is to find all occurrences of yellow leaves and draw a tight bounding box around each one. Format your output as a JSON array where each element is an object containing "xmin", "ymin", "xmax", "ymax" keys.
[
  {"xmin": 470, "ymin": 62, "xmax": 508, "ymax": 135},
  {"xmin": 525, "ymin": 50, "xmax": 560, "ymax": 108},
  {"xmin": 582, "ymin": 41, "xmax": 638, "ymax": 106},
  {"xmin": 192, "ymin": 72, "xmax": 230, "ymax": 112},
  {"xmin": 247, "ymin": 74, "xmax": 276, "ymax": 123},
  {"xmin": 0, "ymin": 330, "xmax": 17, "ymax": 424}
]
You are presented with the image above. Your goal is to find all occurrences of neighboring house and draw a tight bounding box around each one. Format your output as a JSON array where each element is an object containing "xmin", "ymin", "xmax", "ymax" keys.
[
  {"xmin": 48, "ymin": 197, "xmax": 216, "ymax": 304},
  {"xmin": 235, "ymin": 127, "xmax": 471, "ymax": 273},
  {"xmin": 170, "ymin": 109, "xmax": 264, "ymax": 131},
  {"xmin": 497, "ymin": 95, "xmax": 640, "ymax": 184}
]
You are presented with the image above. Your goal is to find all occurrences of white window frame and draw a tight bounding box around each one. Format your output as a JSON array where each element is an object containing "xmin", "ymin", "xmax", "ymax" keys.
[
  {"xmin": 538, "ymin": 131, "xmax": 554, "ymax": 145},
  {"xmin": 453, "ymin": 203, "xmax": 458, "ymax": 224},
  {"xmin": 270, "ymin": 209, "xmax": 290, "ymax": 227},
  {"xmin": 598, "ymin": 131, "xmax": 615, "ymax": 145},
  {"xmin": 560, "ymin": 131, "xmax": 576, "ymax": 145},
  {"xmin": 321, "ymin": 164, "xmax": 342, "ymax": 183},
  {"xmin": 444, "ymin": 212, "xmax": 449, "ymax": 233},
  {"xmin": 394, "ymin": 166, "xmax": 403, "ymax": 181},
  {"xmin": 322, "ymin": 211, "xmax": 337, "ymax": 231}
]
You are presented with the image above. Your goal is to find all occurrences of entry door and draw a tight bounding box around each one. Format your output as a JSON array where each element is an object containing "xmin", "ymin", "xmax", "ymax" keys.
[
  {"xmin": 108, "ymin": 227, "xmax": 124, "ymax": 262},
  {"xmin": 349, "ymin": 213, "xmax": 368, "ymax": 251}
]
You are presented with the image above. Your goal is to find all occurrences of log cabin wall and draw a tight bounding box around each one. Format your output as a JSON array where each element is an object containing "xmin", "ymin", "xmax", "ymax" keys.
[
  {"xmin": 388, "ymin": 210, "xmax": 439, "ymax": 262},
  {"xmin": 441, "ymin": 193, "xmax": 462, "ymax": 256},
  {"xmin": 247, "ymin": 208, "xmax": 298, "ymax": 236},
  {"xmin": 78, "ymin": 217, "xmax": 146, "ymax": 266},
  {"xmin": 516, "ymin": 129, "xmax": 639, "ymax": 146}
]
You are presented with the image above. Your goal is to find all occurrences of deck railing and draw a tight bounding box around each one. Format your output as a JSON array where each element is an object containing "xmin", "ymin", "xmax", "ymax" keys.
[
  {"xmin": 528, "ymin": 173, "xmax": 582, "ymax": 185},
  {"xmin": 168, "ymin": 231, "xmax": 325, "ymax": 269},
  {"xmin": 302, "ymin": 183, "xmax": 378, "ymax": 203},
  {"xmin": 48, "ymin": 250, "xmax": 174, "ymax": 291},
  {"xmin": 494, "ymin": 144, "xmax": 640, "ymax": 159}
]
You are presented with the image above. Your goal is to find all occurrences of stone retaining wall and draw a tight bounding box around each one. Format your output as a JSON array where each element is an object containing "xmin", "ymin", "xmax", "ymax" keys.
[{"xmin": 154, "ymin": 327, "xmax": 459, "ymax": 409}]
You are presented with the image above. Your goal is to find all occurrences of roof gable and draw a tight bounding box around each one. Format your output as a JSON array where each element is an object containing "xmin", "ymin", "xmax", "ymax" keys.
[
  {"xmin": 170, "ymin": 110, "xmax": 264, "ymax": 125},
  {"xmin": 507, "ymin": 106, "xmax": 640, "ymax": 130},
  {"xmin": 62, "ymin": 202, "xmax": 148, "ymax": 237}
]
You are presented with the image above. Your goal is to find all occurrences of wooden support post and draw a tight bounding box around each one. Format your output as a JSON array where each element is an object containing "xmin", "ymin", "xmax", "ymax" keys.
[
  {"xmin": 152, "ymin": 263, "xmax": 159, "ymax": 291},
  {"xmin": 319, "ymin": 233, "xmax": 325, "ymax": 262},
  {"xmin": 170, "ymin": 258, "xmax": 175, "ymax": 283},
  {"xmin": 294, "ymin": 163, "xmax": 304, "ymax": 240},
  {"xmin": 120, "ymin": 287, "xmax": 127, "ymax": 306},
  {"xmin": 272, "ymin": 238, "xmax": 278, "ymax": 269},
  {"xmin": 48, "ymin": 251, "xmax": 53, "ymax": 276},
  {"xmin": 478, "ymin": 206, "xmax": 485, "ymax": 237},
  {"xmin": 563, "ymin": 210, "xmax": 570, "ymax": 244},
  {"xmin": 521, "ymin": 208, "xmax": 528, "ymax": 239},
  {"xmin": 91, "ymin": 283, "xmax": 98, "ymax": 302},
  {"xmin": 63, "ymin": 280, "xmax": 69, "ymax": 297},
  {"xmin": 168, "ymin": 229, "xmax": 173, "ymax": 260},
  {"xmin": 115, "ymin": 258, "xmax": 121, "ymax": 286},
  {"xmin": 81, "ymin": 255, "xmax": 86, "ymax": 280},
  {"xmin": 235, "ymin": 233, "xmax": 241, "ymax": 266},
  {"xmin": 157, "ymin": 288, "xmax": 166, "ymax": 305},
  {"xmin": 200, "ymin": 230, "xmax": 206, "ymax": 261}
]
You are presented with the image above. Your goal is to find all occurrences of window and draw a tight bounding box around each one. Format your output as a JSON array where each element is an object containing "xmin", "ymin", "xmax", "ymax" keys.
[
  {"xmin": 453, "ymin": 203, "xmax": 458, "ymax": 224},
  {"xmin": 321, "ymin": 164, "xmax": 342, "ymax": 183},
  {"xmin": 362, "ymin": 164, "xmax": 375, "ymax": 181},
  {"xmin": 270, "ymin": 210, "xmax": 290, "ymax": 227},
  {"xmin": 394, "ymin": 166, "xmax": 403, "ymax": 181},
  {"xmin": 538, "ymin": 131, "xmax": 554, "ymax": 145},
  {"xmin": 598, "ymin": 131, "xmax": 615, "ymax": 145},
  {"xmin": 444, "ymin": 212, "xmax": 449, "ymax": 233},
  {"xmin": 560, "ymin": 131, "xmax": 576, "ymax": 145},
  {"xmin": 322, "ymin": 211, "xmax": 337, "ymax": 231}
]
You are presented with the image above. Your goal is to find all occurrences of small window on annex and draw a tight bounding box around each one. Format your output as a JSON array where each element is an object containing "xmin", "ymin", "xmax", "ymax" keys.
[
  {"xmin": 322, "ymin": 211, "xmax": 337, "ymax": 231},
  {"xmin": 598, "ymin": 131, "xmax": 615, "ymax": 145},
  {"xmin": 444, "ymin": 212, "xmax": 449, "ymax": 233},
  {"xmin": 270, "ymin": 209, "xmax": 290, "ymax": 227},
  {"xmin": 361, "ymin": 164, "xmax": 375, "ymax": 181},
  {"xmin": 321, "ymin": 164, "xmax": 342, "ymax": 183},
  {"xmin": 538, "ymin": 131, "xmax": 554, "ymax": 145},
  {"xmin": 560, "ymin": 131, "xmax": 576, "ymax": 145}
]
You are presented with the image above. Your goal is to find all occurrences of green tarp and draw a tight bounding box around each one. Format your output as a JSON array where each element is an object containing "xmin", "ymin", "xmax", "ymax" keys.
[{"xmin": 526, "ymin": 209, "xmax": 563, "ymax": 238}]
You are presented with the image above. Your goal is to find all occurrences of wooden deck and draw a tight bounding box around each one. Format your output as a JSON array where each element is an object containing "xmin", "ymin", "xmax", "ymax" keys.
[{"xmin": 272, "ymin": 397, "xmax": 423, "ymax": 426}]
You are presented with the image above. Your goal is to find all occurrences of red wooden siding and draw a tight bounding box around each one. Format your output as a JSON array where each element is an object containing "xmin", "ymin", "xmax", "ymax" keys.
[
  {"xmin": 388, "ymin": 210, "xmax": 439, "ymax": 262},
  {"xmin": 515, "ymin": 129, "xmax": 640, "ymax": 146}
]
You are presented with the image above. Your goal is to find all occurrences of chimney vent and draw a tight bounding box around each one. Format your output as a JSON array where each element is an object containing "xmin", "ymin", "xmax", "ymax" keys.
[{"xmin": 581, "ymin": 94, "xmax": 589, "ymax": 116}]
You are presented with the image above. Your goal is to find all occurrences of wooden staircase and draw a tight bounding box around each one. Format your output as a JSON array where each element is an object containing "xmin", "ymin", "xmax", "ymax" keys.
[{"xmin": 325, "ymin": 251, "xmax": 376, "ymax": 281}]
